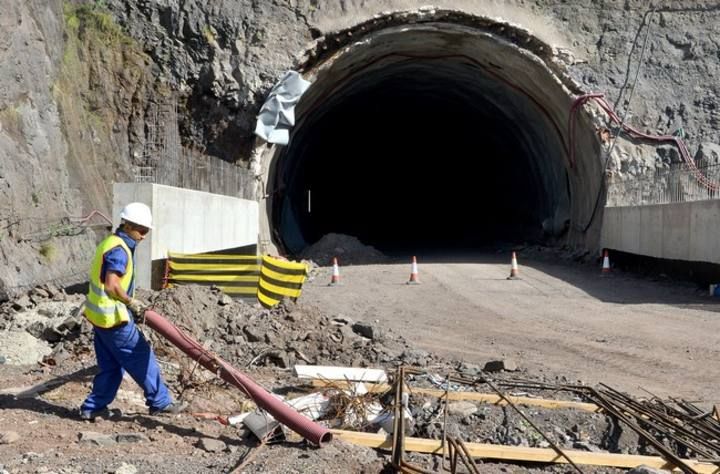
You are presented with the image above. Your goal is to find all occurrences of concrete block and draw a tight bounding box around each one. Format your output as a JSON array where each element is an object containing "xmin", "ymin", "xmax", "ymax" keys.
[
  {"xmin": 661, "ymin": 203, "xmax": 690, "ymax": 261},
  {"xmin": 114, "ymin": 183, "xmax": 259, "ymax": 289},
  {"xmin": 602, "ymin": 201, "xmax": 720, "ymax": 265}
]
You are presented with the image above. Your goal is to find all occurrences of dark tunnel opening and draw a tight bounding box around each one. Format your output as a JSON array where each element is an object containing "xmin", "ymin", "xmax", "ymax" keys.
[{"xmin": 274, "ymin": 58, "xmax": 572, "ymax": 256}]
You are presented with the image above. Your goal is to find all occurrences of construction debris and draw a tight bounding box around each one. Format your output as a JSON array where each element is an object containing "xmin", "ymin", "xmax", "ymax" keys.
[
  {"xmin": 2, "ymin": 284, "xmax": 720, "ymax": 473},
  {"xmin": 294, "ymin": 365, "xmax": 388, "ymax": 383}
]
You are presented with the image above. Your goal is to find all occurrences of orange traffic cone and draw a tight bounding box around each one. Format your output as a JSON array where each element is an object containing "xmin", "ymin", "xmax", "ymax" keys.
[
  {"xmin": 329, "ymin": 257, "xmax": 341, "ymax": 286},
  {"xmin": 507, "ymin": 252, "xmax": 521, "ymax": 280},
  {"xmin": 601, "ymin": 250, "xmax": 611, "ymax": 275},
  {"xmin": 407, "ymin": 256, "xmax": 420, "ymax": 285}
]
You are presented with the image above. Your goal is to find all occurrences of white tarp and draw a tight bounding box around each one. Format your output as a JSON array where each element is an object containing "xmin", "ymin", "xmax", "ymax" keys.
[{"xmin": 254, "ymin": 71, "xmax": 311, "ymax": 145}]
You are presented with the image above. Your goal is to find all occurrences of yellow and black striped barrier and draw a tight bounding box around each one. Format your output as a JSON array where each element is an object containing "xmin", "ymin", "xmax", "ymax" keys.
[
  {"xmin": 257, "ymin": 255, "xmax": 308, "ymax": 309},
  {"xmin": 165, "ymin": 252, "xmax": 308, "ymax": 308},
  {"xmin": 166, "ymin": 252, "xmax": 261, "ymax": 297}
]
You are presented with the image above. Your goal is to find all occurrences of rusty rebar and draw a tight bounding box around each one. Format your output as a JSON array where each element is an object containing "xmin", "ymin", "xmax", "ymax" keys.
[
  {"xmin": 475, "ymin": 373, "xmax": 584, "ymax": 474},
  {"xmin": 585, "ymin": 388, "xmax": 700, "ymax": 474},
  {"xmin": 447, "ymin": 436, "xmax": 481, "ymax": 474}
]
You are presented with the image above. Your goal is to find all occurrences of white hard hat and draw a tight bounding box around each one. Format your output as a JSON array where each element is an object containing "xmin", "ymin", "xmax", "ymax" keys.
[{"xmin": 119, "ymin": 202, "xmax": 153, "ymax": 229}]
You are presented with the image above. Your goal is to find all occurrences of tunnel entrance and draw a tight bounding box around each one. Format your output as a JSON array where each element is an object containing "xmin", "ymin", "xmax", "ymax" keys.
[{"xmin": 265, "ymin": 15, "xmax": 601, "ymax": 256}]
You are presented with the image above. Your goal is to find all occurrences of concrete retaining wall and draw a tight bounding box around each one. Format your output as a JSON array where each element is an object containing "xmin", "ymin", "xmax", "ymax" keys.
[
  {"xmin": 113, "ymin": 183, "xmax": 259, "ymax": 289},
  {"xmin": 601, "ymin": 201, "xmax": 720, "ymax": 264}
]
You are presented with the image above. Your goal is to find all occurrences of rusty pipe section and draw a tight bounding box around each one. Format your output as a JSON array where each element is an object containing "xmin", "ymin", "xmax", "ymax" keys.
[{"xmin": 144, "ymin": 310, "xmax": 333, "ymax": 445}]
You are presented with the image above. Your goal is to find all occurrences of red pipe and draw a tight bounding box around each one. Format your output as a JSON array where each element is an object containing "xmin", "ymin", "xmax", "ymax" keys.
[{"xmin": 143, "ymin": 310, "xmax": 333, "ymax": 446}]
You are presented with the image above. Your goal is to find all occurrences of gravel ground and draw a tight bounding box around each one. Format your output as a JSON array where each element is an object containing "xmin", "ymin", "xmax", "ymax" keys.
[
  {"xmin": 2, "ymin": 253, "xmax": 717, "ymax": 472},
  {"xmin": 303, "ymin": 250, "xmax": 720, "ymax": 402}
]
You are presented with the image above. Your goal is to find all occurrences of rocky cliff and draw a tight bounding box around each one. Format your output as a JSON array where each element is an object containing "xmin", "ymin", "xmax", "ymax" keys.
[{"xmin": 1, "ymin": 0, "xmax": 719, "ymax": 297}]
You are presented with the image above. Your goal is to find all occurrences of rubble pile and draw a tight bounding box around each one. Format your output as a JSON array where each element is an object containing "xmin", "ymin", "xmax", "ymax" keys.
[
  {"xmin": 0, "ymin": 285, "xmax": 88, "ymax": 366},
  {"xmin": 411, "ymin": 396, "xmax": 618, "ymax": 451},
  {"xmin": 0, "ymin": 283, "xmax": 436, "ymax": 373},
  {"xmin": 0, "ymin": 284, "xmax": 693, "ymax": 472},
  {"xmin": 145, "ymin": 285, "xmax": 436, "ymax": 373},
  {"xmin": 300, "ymin": 233, "xmax": 388, "ymax": 265}
]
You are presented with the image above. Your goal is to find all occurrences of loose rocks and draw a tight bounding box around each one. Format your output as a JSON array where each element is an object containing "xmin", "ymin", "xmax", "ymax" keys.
[
  {"xmin": 78, "ymin": 431, "xmax": 116, "ymax": 447},
  {"xmin": 447, "ymin": 401, "xmax": 478, "ymax": 417},
  {"xmin": 0, "ymin": 331, "xmax": 52, "ymax": 365},
  {"xmin": 483, "ymin": 359, "xmax": 519, "ymax": 372},
  {"xmin": 146, "ymin": 286, "xmax": 424, "ymax": 378},
  {"xmin": 113, "ymin": 463, "xmax": 138, "ymax": 474},
  {"xmin": 198, "ymin": 437, "xmax": 226, "ymax": 453},
  {"xmin": 351, "ymin": 321, "xmax": 383, "ymax": 341},
  {"xmin": 0, "ymin": 431, "xmax": 20, "ymax": 445}
]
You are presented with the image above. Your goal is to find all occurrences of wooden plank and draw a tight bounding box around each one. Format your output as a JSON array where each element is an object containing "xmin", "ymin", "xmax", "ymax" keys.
[
  {"xmin": 331, "ymin": 430, "xmax": 720, "ymax": 473},
  {"xmin": 310, "ymin": 380, "xmax": 601, "ymax": 412}
]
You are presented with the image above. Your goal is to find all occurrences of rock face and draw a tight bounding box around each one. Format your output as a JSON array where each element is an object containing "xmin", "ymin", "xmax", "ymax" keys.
[
  {"xmin": 100, "ymin": 0, "xmax": 720, "ymax": 170},
  {"xmin": 105, "ymin": 0, "xmax": 313, "ymax": 162},
  {"xmin": 2, "ymin": 0, "xmax": 720, "ymax": 293},
  {"xmin": 0, "ymin": 1, "xmax": 97, "ymax": 297}
]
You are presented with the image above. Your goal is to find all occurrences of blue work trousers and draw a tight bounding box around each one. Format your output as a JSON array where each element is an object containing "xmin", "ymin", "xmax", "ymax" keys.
[{"xmin": 81, "ymin": 318, "xmax": 171, "ymax": 412}]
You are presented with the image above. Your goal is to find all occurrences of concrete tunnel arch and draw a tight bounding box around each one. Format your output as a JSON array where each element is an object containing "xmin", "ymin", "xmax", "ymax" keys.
[{"xmin": 258, "ymin": 10, "xmax": 604, "ymax": 257}]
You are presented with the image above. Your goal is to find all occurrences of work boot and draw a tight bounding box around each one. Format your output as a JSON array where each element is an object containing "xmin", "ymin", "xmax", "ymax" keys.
[
  {"xmin": 79, "ymin": 407, "xmax": 110, "ymax": 421},
  {"xmin": 149, "ymin": 401, "xmax": 187, "ymax": 416}
]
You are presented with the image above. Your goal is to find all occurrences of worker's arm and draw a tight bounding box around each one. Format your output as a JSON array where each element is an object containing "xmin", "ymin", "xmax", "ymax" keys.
[{"xmin": 104, "ymin": 270, "xmax": 131, "ymax": 305}]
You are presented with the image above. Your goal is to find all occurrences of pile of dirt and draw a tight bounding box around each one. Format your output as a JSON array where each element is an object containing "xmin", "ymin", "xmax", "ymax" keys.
[
  {"xmin": 0, "ymin": 285, "xmax": 88, "ymax": 366},
  {"xmin": 0, "ymin": 282, "xmax": 432, "ymax": 373},
  {"xmin": 299, "ymin": 233, "xmax": 388, "ymax": 266},
  {"xmin": 145, "ymin": 285, "xmax": 435, "ymax": 381}
]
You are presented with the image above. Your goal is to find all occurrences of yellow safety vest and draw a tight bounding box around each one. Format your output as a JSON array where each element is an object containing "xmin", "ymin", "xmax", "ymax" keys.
[{"xmin": 83, "ymin": 235, "xmax": 135, "ymax": 328}]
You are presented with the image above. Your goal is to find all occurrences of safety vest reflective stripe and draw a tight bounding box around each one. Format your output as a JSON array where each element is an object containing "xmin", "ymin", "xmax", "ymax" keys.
[
  {"xmin": 83, "ymin": 235, "xmax": 134, "ymax": 328},
  {"xmin": 88, "ymin": 281, "xmax": 108, "ymax": 298},
  {"xmin": 83, "ymin": 298, "xmax": 117, "ymax": 315}
]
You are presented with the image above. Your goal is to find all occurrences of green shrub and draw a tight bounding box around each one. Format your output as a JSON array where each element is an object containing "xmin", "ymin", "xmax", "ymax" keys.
[
  {"xmin": 63, "ymin": 1, "xmax": 132, "ymax": 46},
  {"xmin": 39, "ymin": 243, "xmax": 57, "ymax": 261}
]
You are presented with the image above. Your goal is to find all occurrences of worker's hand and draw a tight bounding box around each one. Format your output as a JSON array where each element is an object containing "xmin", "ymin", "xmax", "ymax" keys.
[{"xmin": 127, "ymin": 298, "xmax": 149, "ymax": 319}]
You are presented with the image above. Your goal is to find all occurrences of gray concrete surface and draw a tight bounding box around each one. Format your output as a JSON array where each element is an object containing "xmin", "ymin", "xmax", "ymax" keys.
[
  {"xmin": 114, "ymin": 183, "xmax": 259, "ymax": 289},
  {"xmin": 602, "ymin": 201, "xmax": 720, "ymax": 264}
]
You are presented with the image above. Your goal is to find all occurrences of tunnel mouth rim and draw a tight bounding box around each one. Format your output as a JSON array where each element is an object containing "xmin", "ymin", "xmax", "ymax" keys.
[{"xmin": 256, "ymin": 10, "xmax": 602, "ymax": 256}]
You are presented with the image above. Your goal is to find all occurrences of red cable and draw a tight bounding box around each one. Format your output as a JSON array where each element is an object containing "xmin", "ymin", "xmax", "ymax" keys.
[{"xmin": 569, "ymin": 93, "xmax": 718, "ymax": 191}]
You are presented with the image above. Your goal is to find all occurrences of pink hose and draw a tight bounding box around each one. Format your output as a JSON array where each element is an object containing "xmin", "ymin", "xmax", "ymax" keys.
[
  {"xmin": 569, "ymin": 93, "xmax": 719, "ymax": 191},
  {"xmin": 144, "ymin": 310, "xmax": 333, "ymax": 445}
]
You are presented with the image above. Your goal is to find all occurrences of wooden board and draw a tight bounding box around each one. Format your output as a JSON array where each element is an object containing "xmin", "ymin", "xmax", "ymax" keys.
[
  {"xmin": 331, "ymin": 430, "xmax": 720, "ymax": 473},
  {"xmin": 310, "ymin": 380, "xmax": 601, "ymax": 412}
]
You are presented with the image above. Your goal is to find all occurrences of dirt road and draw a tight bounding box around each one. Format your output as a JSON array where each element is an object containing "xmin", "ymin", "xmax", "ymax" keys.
[{"xmin": 304, "ymin": 253, "xmax": 720, "ymax": 401}]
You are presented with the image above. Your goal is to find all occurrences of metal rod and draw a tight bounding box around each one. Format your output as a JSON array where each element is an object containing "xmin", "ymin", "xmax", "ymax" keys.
[
  {"xmin": 479, "ymin": 373, "xmax": 585, "ymax": 474},
  {"xmin": 447, "ymin": 436, "xmax": 481, "ymax": 474},
  {"xmin": 586, "ymin": 388, "xmax": 699, "ymax": 474},
  {"xmin": 598, "ymin": 386, "xmax": 718, "ymax": 458}
]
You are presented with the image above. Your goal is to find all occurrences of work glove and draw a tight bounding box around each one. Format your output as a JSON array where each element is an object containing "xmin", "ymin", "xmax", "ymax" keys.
[{"xmin": 127, "ymin": 298, "xmax": 149, "ymax": 320}]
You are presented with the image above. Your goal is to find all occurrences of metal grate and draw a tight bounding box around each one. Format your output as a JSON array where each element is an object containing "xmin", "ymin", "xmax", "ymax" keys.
[
  {"xmin": 133, "ymin": 95, "xmax": 249, "ymax": 198},
  {"xmin": 607, "ymin": 162, "xmax": 720, "ymax": 207}
]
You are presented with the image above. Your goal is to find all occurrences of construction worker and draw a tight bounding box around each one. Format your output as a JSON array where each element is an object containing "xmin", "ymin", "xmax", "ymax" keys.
[{"xmin": 79, "ymin": 202, "xmax": 183, "ymax": 420}]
